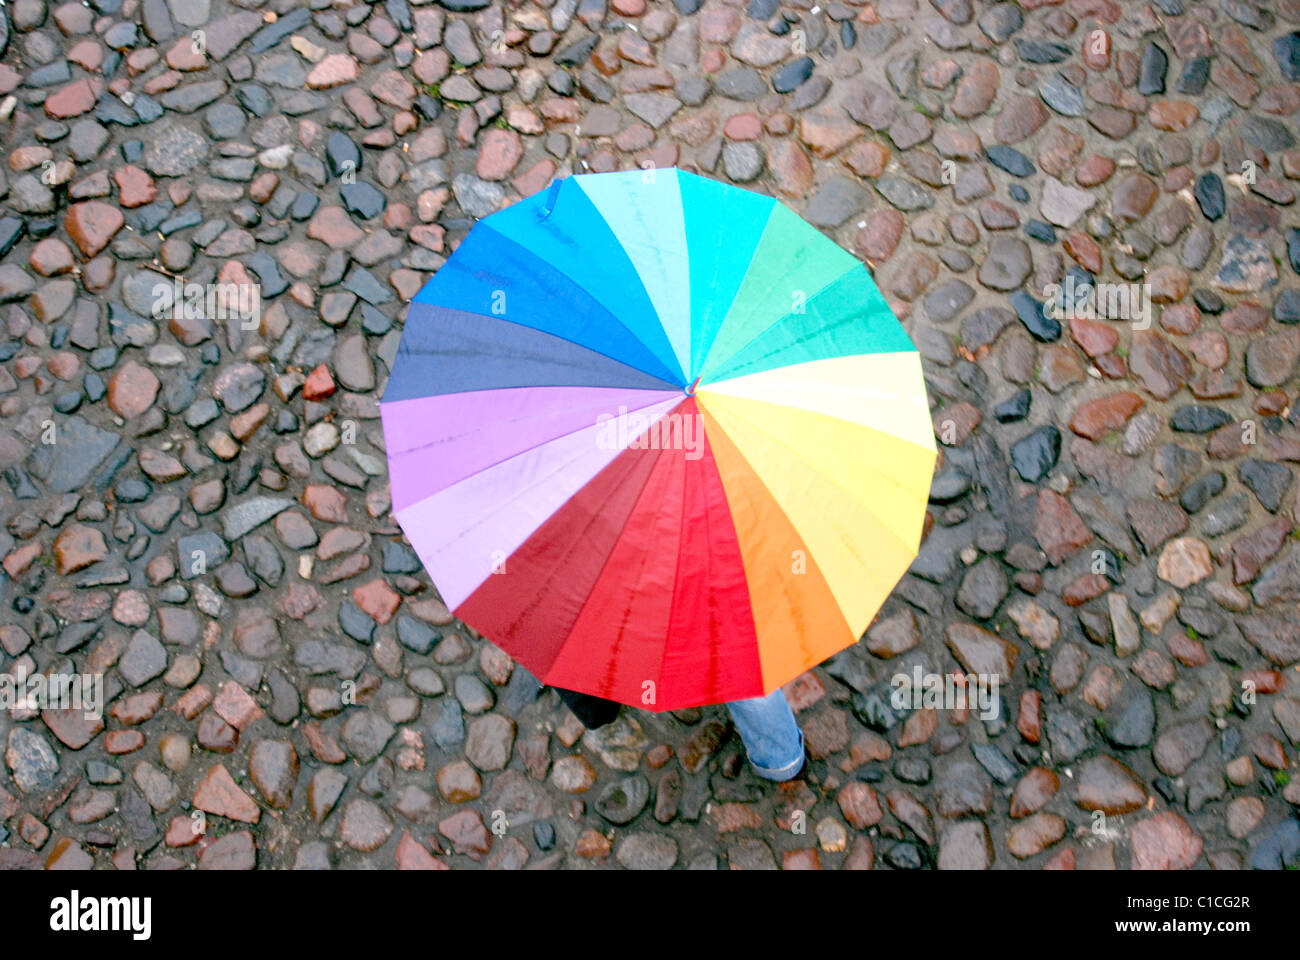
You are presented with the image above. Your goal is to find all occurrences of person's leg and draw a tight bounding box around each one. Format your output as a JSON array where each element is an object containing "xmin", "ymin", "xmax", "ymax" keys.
[
  {"xmin": 725, "ymin": 688, "xmax": 805, "ymax": 781},
  {"xmin": 554, "ymin": 687, "xmax": 621, "ymax": 729}
]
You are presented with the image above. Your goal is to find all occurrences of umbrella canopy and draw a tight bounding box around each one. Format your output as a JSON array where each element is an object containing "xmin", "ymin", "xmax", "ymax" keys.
[{"xmin": 380, "ymin": 168, "xmax": 936, "ymax": 711}]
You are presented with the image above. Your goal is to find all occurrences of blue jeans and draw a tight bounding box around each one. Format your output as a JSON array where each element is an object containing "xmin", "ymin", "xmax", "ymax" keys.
[{"xmin": 726, "ymin": 689, "xmax": 805, "ymax": 781}]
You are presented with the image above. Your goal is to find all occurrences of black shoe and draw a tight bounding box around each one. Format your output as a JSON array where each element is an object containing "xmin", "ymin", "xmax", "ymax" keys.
[{"xmin": 554, "ymin": 686, "xmax": 621, "ymax": 729}]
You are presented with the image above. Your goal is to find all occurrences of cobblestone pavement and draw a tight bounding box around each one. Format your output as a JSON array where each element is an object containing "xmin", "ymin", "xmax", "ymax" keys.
[{"xmin": 0, "ymin": 0, "xmax": 1299, "ymax": 871}]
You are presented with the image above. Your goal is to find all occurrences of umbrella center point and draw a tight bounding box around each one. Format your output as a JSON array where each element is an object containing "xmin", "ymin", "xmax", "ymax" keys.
[{"xmin": 685, "ymin": 376, "xmax": 701, "ymax": 397}]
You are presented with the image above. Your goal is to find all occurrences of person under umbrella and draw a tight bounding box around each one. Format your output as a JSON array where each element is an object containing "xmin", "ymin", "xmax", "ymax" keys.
[{"xmin": 380, "ymin": 169, "xmax": 934, "ymax": 790}]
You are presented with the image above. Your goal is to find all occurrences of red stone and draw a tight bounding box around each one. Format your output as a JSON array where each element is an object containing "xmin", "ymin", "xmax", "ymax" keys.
[
  {"xmin": 212, "ymin": 682, "xmax": 263, "ymax": 730},
  {"xmin": 1062, "ymin": 231, "xmax": 1101, "ymax": 273},
  {"xmin": 303, "ymin": 484, "xmax": 349, "ymax": 522},
  {"xmin": 64, "ymin": 201, "xmax": 124, "ymax": 258},
  {"xmin": 114, "ymin": 165, "xmax": 158, "ymax": 208},
  {"xmin": 306, "ymin": 54, "xmax": 359, "ymax": 89},
  {"xmin": 853, "ymin": 209, "xmax": 904, "ymax": 264},
  {"xmin": 1063, "ymin": 573, "xmax": 1110, "ymax": 605},
  {"xmin": 302, "ymin": 364, "xmax": 336, "ymax": 401},
  {"xmin": 307, "ymin": 206, "xmax": 364, "ymax": 249},
  {"xmin": 107, "ymin": 360, "xmax": 160, "ymax": 419},
  {"xmin": 1068, "ymin": 316, "xmax": 1118, "ymax": 357},
  {"xmin": 475, "ymin": 128, "xmax": 523, "ymax": 182},
  {"xmin": 53, "ymin": 523, "xmax": 108, "ymax": 575},
  {"xmin": 193, "ymin": 764, "xmax": 261, "ymax": 824},
  {"xmin": 1035, "ymin": 490, "xmax": 1092, "ymax": 565},
  {"xmin": 512, "ymin": 159, "xmax": 556, "ymax": 198},
  {"xmin": 1068, "ymin": 391, "xmax": 1143, "ymax": 440},
  {"xmin": 723, "ymin": 113, "xmax": 762, "ymax": 141},
  {"xmin": 1148, "ymin": 100, "xmax": 1198, "ymax": 131},
  {"xmin": 1017, "ymin": 691, "xmax": 1041, "ymax": 742},
  {"xmin": 1083, "ymin": 28, "xmax": 1110, "ymax": 70},
  {"xmin": 767, "ymin": 139, "xmax": 814, "ymax": 197},
  {"xmin": 1129, "ymin": 812, "xmax": 1202, "ymax": 869},
  {"xmin": 45, "ymin": 79, "xmax": 100, "ymax": 119},
  {"xmin": 352, "ymin": 578, "xmax": 401, "ymax": 624},
  {"xmin": 1075, "ymin": 154, "xmax": 1117, "ymax": 186}
]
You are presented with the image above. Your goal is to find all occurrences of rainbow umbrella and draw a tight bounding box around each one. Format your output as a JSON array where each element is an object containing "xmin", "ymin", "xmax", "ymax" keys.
[{"xmin": 380, "ymin": 168, "xmax": 935, "ymax": 711}]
